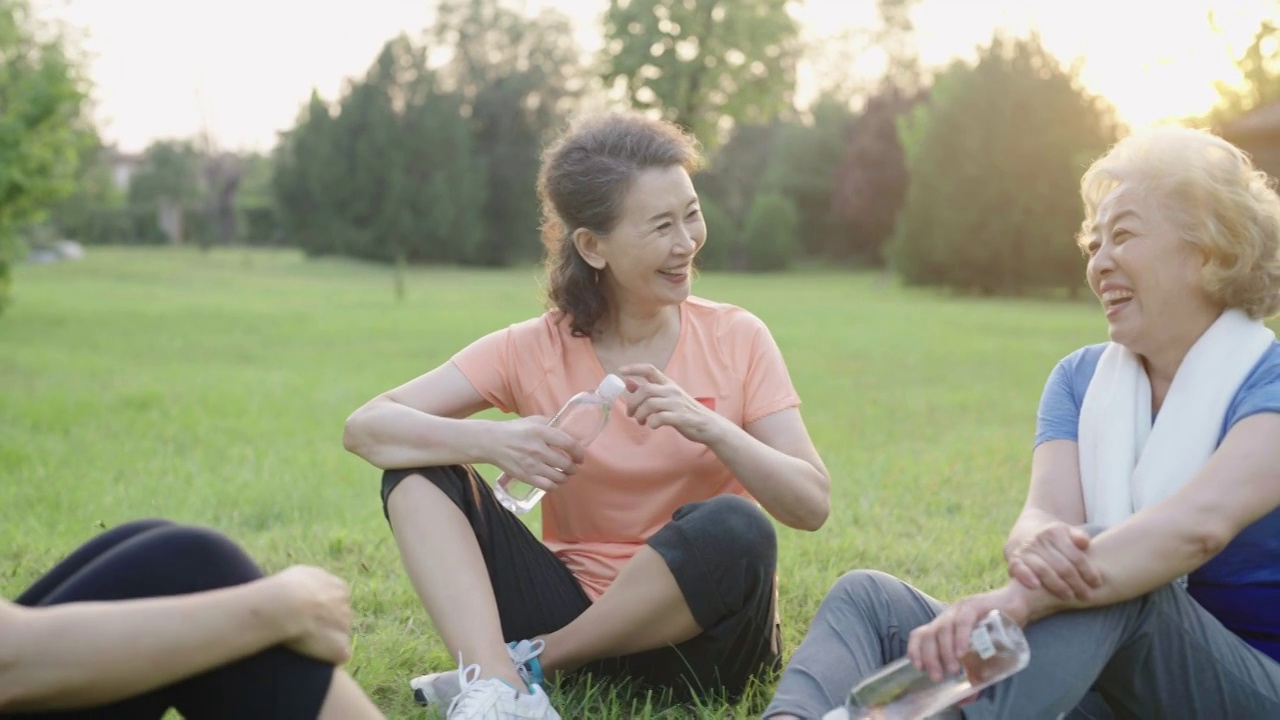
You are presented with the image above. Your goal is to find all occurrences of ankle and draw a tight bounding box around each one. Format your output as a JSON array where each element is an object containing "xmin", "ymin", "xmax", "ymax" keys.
[{"xmin": 482, "ymin": 664, "xmax": 528, "ymax": 691}]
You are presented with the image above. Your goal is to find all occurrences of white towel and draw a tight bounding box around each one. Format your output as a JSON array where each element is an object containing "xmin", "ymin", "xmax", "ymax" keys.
[{"xmin": 1078, "ymin": 308, "xmax": 1275, "ymax": 530}]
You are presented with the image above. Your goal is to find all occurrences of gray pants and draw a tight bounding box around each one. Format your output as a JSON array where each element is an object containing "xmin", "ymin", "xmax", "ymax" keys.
[{"xmin": 764, "ymin": 570, "xmax": 1280, "ymax": 719}]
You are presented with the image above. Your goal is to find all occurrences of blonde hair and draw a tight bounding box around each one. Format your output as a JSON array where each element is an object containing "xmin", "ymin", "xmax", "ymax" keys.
[{"xmin": 1077, "ymin": 125, "xmax": 1280, "ymax": 319}]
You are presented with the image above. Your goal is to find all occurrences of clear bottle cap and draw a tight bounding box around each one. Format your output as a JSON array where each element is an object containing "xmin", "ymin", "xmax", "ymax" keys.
[{"xmin": 597, "ymin": 374, "xmax": 627, "ymax": 401}]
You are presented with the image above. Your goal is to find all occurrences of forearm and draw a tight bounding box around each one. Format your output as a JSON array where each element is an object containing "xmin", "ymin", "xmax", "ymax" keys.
[
  {"xmin": 0, "ymin": 580, "xmax": 295, "ymax": 711},
  {"xmin": 706, "ymin": 419, "xmax": 829, "ymax": 531},
  {"xmin": 1022, "ymin": 506, "xmax": 1221, "ymax": 623},
  {"xmin": 343, "ymin": 400, "xmax": 495, "ymax": 469}
]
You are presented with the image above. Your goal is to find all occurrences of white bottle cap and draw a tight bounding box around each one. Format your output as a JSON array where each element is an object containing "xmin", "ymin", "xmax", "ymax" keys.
[{"xmin": 597, "ymin": 373, "xmax": 627, "ymax": 401}]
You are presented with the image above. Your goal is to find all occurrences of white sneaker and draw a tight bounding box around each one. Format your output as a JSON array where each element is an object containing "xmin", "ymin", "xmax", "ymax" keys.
[
  {"xmin": 446, "ymin": 662, "xmax": 561, "ymax": 720},
  {"xmin": 413, "ymin": 639, "xmax": 546, "ymax": 707}
]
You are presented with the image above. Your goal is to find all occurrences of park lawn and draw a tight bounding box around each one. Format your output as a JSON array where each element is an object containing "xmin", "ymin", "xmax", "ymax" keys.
[{"xmin": 1, "ymin": 247, "xmax": 1107, "ymax": 718}]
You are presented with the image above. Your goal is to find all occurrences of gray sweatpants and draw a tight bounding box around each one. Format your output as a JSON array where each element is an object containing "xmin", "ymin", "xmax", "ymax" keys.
[{"xmin": 764, "ymin": 570, "xmax": 1280, "ymax": 719}]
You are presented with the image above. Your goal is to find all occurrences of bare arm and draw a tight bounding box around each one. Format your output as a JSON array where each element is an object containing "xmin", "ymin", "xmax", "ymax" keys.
[
  {"xmin": 1024, "ymin": 412, "xmax": 1280, "ymax": 621},
  {"xmin": 1004, "ymin": 440, "xmax": 1087, "ymax": 558},
  {"xmin": 911, "ymin": 415, "xmax": 1280, "ymax": 678},
  {"xmin": 343, "ymin": 361, "xmax": 586, "ymax": 486},
  {"xmin": 0, "ymin": 572, "xmax": 333, "ymax": 712},
  {"xmin": 705, "ymin": 407, "xmax": 831, "ymax": 531},
  {"xmin": 342, "ymin": 362, "xmax": 501, "ymax": 470}
]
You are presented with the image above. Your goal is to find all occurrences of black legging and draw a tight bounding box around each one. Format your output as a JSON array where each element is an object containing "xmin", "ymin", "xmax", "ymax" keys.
[{"xmin": 3, "ymin": 519, "xmax": 334, "ymax": 719}]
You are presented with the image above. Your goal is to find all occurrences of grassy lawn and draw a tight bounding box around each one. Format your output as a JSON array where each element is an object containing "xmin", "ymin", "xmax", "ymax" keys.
[{"xmin": 1, "ymin": 247, "xmax": 1109, "ymax": 717}]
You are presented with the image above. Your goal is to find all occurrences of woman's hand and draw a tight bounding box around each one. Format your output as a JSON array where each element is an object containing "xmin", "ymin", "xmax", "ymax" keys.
[
  {"xmin": 488, "ymin": 415, "xmax": 586, "ymax": 492},
  {"xmin": 269, "ymin": 566, "xmax": 356, "ymax": 665},
  {"xmin": 907, "ymin": 584, "xmax": 1032, "ymax": 682},
  {"xmin": 1006, "ymin": 522, "xmax": 1102, "ymax": 601},
  {"xmin": 618, "ymin": 364, "xmax": 730, "ymax": 446}
]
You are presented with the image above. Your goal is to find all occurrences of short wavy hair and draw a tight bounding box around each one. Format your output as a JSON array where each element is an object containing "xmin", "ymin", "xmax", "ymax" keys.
[{"xmin": 1077, "ymin": 125, "xmax": 1280, "ymax": 319}]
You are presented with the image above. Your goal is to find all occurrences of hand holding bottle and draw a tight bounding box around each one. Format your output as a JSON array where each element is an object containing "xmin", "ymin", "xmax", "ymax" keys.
[
  {"xmin": 489, "ymin": 415, "xmax": 586, "ymax": 492},
  {"xmin": 618, "ymin": 363, "xmax": 729, "ymax": 445},
  {"xmin": 907, "ymin": 585, "xmax": 1031, "ymax": 682}
]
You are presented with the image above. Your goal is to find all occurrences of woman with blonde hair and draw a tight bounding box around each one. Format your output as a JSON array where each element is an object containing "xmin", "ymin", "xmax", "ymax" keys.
[{"xmin": 765, "ymin": 126, "xmax": 1280, "ymax": 719}]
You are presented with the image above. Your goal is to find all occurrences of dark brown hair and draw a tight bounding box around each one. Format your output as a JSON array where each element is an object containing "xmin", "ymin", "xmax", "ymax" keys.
[{"xmin": 537, "ymin": 112, "xmax": 704, "ymax": 337}]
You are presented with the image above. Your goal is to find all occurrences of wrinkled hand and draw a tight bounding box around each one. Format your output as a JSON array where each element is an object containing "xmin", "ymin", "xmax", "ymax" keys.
[
  {"xmin": 907, "ymin": 584, "xmax": 1031, "ymax": 683},
  {"xmin": 1006, "ymin": 522, "xmax": 1101, "ymax": 601},
  {"xmin": 618, "ymin": 364, "xmax": 728, "ymax": 445},
  {"xmin": 271, "ymin": 565, "xmax": 355, "ymax": 665},
  {"xmin": 490, "ymin": 415, "xmax": 586, "ymax": 492}
]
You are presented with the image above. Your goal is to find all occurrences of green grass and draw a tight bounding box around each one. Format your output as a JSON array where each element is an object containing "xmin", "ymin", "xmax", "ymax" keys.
[{"xmin": 1, "ymin": 247, "xmax": 1109, "ymax": 718}]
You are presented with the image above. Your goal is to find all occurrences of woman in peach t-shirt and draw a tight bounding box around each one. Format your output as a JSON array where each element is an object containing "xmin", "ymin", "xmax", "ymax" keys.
[{"xmin": 344, "ymin": 112, "xmax": 831, "ymax": 719}]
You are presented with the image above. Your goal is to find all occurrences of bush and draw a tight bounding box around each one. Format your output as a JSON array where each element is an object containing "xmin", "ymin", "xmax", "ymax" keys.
[
  {"xmin": 695, "ymin": 196, "xmax": 738, "ymax": 271},
  {"xmin": 741, "ymin": 193, "xmax": 799, "ymax": 272}
]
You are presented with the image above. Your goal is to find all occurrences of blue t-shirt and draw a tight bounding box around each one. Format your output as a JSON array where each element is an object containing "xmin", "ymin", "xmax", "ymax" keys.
[{"xmin": 1035, "ymin": 341, "xmax": 1280, "ymax": 661}]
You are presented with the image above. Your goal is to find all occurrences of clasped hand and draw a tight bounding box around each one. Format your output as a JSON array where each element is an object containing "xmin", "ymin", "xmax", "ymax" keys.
[{"xmin": 1006, "ymin": 521, "xmax": 1102, "ymax": 602}]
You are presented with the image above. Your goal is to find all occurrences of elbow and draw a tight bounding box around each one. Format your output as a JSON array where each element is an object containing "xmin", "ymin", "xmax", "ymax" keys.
[
  {"xmin": 341, "ymin": 403, "xmax": 379, "ymax": 459},
  {"xmin": 1190, "ymin": 523, "xmax": 1233, "ymax": 566},
  {"xmin": 792, "ymin": 475, "xmax": 831, "ymax": 532}
]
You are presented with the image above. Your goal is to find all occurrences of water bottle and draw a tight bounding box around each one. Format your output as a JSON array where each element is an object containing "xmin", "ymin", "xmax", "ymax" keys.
[
  {"xmin": 493, "ymin": 374, "xmax": 627, "ymax": 515},
  {"xmin": 821, "ymin": 610, "xmax": 1030, "ymax": 720}
]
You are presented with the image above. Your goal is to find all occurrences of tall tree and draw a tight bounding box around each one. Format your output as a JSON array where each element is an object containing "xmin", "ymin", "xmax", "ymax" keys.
[
  {"xmin": 600, "ymin": 0, "xmax": 802, "ymax": 147},
  {"xmin": 0, "ymin": 0, "xmax": 92, "ymax": 314},
  {"xmin": 890, "ymin": 33, "xmax": 1118, "ymax": 295},
  {"xmin": 433, "ymin": 0, "xmax": 582, "ymax": 265}
]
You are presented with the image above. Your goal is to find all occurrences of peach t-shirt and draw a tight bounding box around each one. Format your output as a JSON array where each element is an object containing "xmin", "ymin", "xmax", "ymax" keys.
[{"xmin": 451, "ymin": 296, "xmax": 801, "ymax": 600}]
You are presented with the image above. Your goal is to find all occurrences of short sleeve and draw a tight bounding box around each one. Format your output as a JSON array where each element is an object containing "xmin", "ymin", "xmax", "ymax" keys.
[
  {"xmin": 741, "ymin": 315, "xmax": 801, "ymax": 424},
  {"xmin": 1034, "ymin": 355, "xmax": 1084, "ymax": 447},
  {"xmin": 450, "ymin": 326, "xmax": 518, "ymax": 414},
  {"xmin": 1224, "ymin": 344, "xmax": 1280, "ymax": 433}
]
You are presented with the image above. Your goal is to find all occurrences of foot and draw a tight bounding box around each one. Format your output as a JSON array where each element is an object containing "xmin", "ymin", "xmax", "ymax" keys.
[
  {"xmin": 446, "ymin": 662, "xmax": 560, "ymax": 720},
  {"xmin": 413, "ymin": 639, "xmax": 547, "ymax": 707}
]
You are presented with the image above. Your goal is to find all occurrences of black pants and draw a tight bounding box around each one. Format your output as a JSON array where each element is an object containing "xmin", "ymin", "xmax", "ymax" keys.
[
  {"xmin": 382, "ymin": 464, "xmax": 782, "ymax": 704},
  {"xmin": 2, "ymin": 519, "xmax": 333, "ymax": 719}
]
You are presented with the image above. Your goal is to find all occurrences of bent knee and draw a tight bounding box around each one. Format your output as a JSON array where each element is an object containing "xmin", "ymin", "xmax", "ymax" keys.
[
  {"xmin": 142, "ymin": 525, "xmax": 263, "ymax": 586},
  {"xmin": 829, "ymin": 569, "xmax": 907, "ymax": 606},
  {"xmin": 686, "ymin": 494, "xmax": 777, "ymax": 565}
]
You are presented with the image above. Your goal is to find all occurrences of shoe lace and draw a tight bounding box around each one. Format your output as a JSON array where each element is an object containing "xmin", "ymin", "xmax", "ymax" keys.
[
  {"xmin": 446, "ymin": 657, "xmax": 488, "ymax": 717},
  {"xmin": 509, "ymin": 639, "xmax": 546, "ymax": 687}
]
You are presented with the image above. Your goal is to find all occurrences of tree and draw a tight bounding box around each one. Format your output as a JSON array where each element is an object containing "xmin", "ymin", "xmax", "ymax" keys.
[
  {"xmin": 0, "ymin": 0, "xmax": 92, "ymax": 314},
  {"xmin": 829, "ymin": 85, "xmax": 922, "ymax": 264},
  {"xmin": 272, "ymin": 36, "xmax": 487, "ymax": 269},
  {"xmin": 1203, "ymin": 14, "xmax": 1280, "ymax": 128},
  {"xmin": 890, "ymin": 33, "xmax": 1118, "ymax": 295},
  {"xmin": 762, "ymin": 92, "xmax": 859, "ymax": 260},
  {"xmin": 433, "ymin": 0, "xmax": 582, "ymax": 265},
  {"xmin": 127, "ymin": 140, "xmax": 205, "ymax": 244},
  {"xmin": 600, "ymin": 0, "xmax": 802, "ymax": 147},
  {"xmin": 741, "ymin": 192, "xmax": 799, "ymax": 271}
]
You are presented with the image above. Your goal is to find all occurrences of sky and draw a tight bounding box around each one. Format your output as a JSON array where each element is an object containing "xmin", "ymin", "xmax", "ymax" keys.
[{"xmin": 27, "ymin": 0, "xmax": 1280, "ymax": 155}]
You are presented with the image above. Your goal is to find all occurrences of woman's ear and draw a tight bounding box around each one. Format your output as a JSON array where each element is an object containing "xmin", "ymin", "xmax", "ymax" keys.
[{"xmin": 572, "ymin": 228, "xmax": 607, "ymax": 270}]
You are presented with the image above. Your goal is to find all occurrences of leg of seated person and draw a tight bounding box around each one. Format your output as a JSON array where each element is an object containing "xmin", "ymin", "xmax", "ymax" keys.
[
  {"xmin": 764, "ymin": 569, "xmax": 947, "ymax": 719},
  {"xmin": 961, "ymin": 584, "xmax": 1280, "ymax": 720},
  {"xmin": 14, "ymin": 519, "xmax": 173, "ymax": 606},
  {"xmin": 381, "ymin": 465, "xmax": 593, "ymax": 698},
  {"xmin": 2, "ymin": 523, "xmax": 360, "ymax": 720},
  {"xmin": 541, "ymin": 495, "xmax": 779, "ymax": 703}
]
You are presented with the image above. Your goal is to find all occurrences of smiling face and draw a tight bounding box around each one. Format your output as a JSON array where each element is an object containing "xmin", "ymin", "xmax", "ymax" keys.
[
  {"xmin": 574, "ymin": 164, "xmax": 706, "ymax": 313},
  {"xmin": 1084, "ymin": 183, "xmax": 1223, "ymax": 357}
]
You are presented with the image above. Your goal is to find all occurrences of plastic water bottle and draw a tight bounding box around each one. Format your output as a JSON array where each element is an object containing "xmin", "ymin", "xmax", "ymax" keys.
[
  {"xmin": 821, "ymin": 610, "xmax": 1031, "ymax": 720},
  {"xmin": 493, "ymin": 374, "xmax": 627, "ymax": 515}
]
